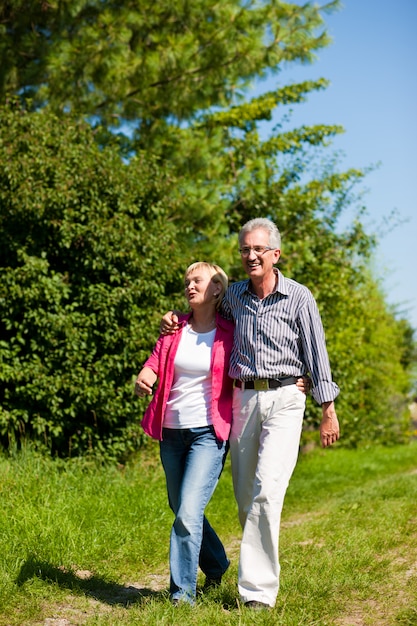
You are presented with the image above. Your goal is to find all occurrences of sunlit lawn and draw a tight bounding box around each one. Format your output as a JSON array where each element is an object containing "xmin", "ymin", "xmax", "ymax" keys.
[{"xmin": 1, "ymin": 441, "xmax": 416, "ymax": 625}]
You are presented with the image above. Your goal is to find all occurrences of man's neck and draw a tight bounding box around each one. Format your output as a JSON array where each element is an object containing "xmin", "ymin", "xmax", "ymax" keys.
[{"xmin": 249, "ymin": 270, "xmax": 278, "ymax": 300}]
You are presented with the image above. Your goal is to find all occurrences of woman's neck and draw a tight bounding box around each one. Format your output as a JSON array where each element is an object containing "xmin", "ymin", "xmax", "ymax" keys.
[{"xmin": 189, "ymin": 308, "xmax": 217, "ymax": 333}]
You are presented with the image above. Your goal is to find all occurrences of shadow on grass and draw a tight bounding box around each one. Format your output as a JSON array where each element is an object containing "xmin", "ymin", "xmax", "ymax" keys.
[{"xmin": 15, "ymin": 555, "xmax": 167, "ymax": 607}]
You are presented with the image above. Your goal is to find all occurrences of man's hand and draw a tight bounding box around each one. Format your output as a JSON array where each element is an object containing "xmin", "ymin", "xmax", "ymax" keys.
[
  {"xmin": 160, "ymin": 311, "xmax": 180, "ymax": 335},
  {"xmin": 135, "ymin": 367, "xmax": 157, "ymax": 397},
  {"xmin": 320, "ymin": 401, "xmax": 340, "ymax": 448},
  {"xmin": 296, "ymin": 376, "xmax": 311, "ymax": 395}
]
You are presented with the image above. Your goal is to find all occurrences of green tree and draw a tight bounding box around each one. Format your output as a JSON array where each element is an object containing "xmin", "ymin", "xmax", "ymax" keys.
[
  {"xmin": 0, "ymin": 0, "xmax": 339, "ymax": 129},
  {"xmin": 0, "ymin": 101, "xmax": 187, "ymax": 457},
  {"xmin": 0, "ymin": 0, "xmax": 414, "ymax": 456},
  {"xmin": 0, "ymin": 0, "xmax": 350, "ymax": 253},
  {"xmin": 0, "ymin": 0, "xmax": 345, "ymax": 240}
]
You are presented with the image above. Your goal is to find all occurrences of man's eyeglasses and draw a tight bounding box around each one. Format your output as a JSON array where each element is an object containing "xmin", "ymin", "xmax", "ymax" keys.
[{"xmin": 239, "ymin": 246, "xmax": 275, "ymax": 257}]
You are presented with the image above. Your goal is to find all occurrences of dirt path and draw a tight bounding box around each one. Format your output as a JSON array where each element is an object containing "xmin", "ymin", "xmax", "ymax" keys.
[{"xmin": 36, "ymin": 531, "xmax": 417, "ymax": 626}]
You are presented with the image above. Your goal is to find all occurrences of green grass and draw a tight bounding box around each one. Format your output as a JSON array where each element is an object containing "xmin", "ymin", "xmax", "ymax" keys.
[{"xmin": 1, "ymin": 441, "xmax": 416, "ymax": 625}]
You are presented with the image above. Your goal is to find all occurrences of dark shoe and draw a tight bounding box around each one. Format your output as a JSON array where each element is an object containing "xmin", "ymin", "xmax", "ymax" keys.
[
  {"xmin": 203, "ymin": 575, "xmax": 222, "ymax": 590},
  {"xmin": 244, "ymin": 600, "xmax": 270, "ymax": 610}
]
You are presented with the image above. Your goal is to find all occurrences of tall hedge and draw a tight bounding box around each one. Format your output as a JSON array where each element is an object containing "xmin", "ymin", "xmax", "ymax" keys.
[{"xmin": 0, "ymin": 102, "xmax": 186, "ymax": 458}]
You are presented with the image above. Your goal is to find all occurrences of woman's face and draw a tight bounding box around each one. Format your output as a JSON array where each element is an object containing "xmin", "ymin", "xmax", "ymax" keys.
[{"xmin": 184, "ymin": 267, "xmax": 219, "ymax": 309}]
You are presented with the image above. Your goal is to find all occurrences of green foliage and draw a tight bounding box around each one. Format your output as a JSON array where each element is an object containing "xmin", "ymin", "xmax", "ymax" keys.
[
  {"xmin": 307, "ymin": 274, "xmax": 412, "ymax": 447},
  {"xmin": 0, "ymin": 101, "xmax": 187, "ymax": 457},
  {"xmin": 0, "ymin": 0, "xmax": 340, "ymax": 130},
  {"xmin": 0, "ymin": 0, "xmax": 415, "ymax": 457}
]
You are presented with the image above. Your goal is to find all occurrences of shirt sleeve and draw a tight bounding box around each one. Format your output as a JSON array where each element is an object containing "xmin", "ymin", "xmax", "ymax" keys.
[
  {"xmin": 298, "ymin": 291, "xmax": 340, "ymax": 405},
  {"xmin": 219, "ymin": 294, "xmax": 234, "ymax": 322},
  {"xmin": 143, "ymin": 335, "xmax": 163, "ymax": 374}
]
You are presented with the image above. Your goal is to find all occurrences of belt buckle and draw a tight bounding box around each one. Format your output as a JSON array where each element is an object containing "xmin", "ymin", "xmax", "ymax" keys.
[{"xmin": 254, "ymin": 379, "xmax": 268, "ymax": 391}]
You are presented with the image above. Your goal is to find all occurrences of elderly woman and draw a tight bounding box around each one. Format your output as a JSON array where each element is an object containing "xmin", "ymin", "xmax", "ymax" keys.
[{"xmin": 135, "ymin": 262, "xmax": 234, "ymax": 606}]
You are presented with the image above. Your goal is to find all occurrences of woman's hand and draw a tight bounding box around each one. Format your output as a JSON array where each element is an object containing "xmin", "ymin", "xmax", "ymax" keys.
[{"xmin": 135, "ymin": 367, "xmax": 157, "ymax": 397}]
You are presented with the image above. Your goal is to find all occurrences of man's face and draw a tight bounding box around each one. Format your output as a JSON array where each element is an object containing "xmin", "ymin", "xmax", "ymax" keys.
[{"xmin": 239, "ymin": 228, "xmax": 281, "ymax": 279}]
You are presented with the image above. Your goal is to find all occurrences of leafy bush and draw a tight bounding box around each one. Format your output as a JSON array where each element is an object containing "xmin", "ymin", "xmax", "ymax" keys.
[{"xmin": 0, "ymin": 101, "xmax": 186, "ymax": 458}]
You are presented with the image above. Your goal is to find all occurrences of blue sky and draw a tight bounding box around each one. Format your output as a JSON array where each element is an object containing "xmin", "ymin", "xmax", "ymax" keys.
[{"xmin": 255, "ymin": 0, "xmax": 417, "ymax": 329}]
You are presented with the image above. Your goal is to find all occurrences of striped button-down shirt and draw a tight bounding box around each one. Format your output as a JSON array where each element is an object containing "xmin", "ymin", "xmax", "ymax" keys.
[{"xmin": 221, "ymin": 269, "xmax": 339, "ymax": 405}]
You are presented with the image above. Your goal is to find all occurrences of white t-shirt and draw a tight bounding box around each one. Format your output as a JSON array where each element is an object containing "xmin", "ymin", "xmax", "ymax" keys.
[{"xmin": 163, "ymin": 324, "xmax": 215, "ymax": 429}]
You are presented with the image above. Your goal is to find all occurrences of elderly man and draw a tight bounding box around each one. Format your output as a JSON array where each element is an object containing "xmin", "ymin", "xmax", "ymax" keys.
[{"xmin": 223, "ymin": 217, "xmax": 339, "ymax": 610}]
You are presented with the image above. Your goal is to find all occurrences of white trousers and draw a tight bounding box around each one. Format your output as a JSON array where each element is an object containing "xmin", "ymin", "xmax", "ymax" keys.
[{"xmin": 230, "ymin": 385, "xmax": 305, "ymax": 607}]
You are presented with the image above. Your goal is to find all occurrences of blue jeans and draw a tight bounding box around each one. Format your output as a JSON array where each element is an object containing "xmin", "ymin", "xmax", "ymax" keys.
[{"xmin": 160, "ymin": 426, "xmax": 230, "ymax": 604}]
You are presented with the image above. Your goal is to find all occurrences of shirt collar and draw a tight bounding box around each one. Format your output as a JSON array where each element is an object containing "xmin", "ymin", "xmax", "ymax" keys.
[{"xmin": 244, "ymin": 268, "xmax": 288, "ymax": 296}]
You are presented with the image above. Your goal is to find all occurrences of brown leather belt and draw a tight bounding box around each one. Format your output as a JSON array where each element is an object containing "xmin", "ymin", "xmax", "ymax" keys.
[{"xmin": 235, "ymin": 377, "xmax": 298, "ymax": 391}]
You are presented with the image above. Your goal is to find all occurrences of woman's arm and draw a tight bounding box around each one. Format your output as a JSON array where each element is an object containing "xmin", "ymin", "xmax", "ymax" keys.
[{"xmin": 135, "ymin": 366, "xmax": 157, "ymax": 397}]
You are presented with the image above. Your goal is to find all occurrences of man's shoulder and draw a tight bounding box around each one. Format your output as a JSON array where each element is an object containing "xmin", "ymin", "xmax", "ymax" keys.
[
  {"xmin": 217, "ymin": 316, "xmax": 235, "ymax": 332},
  {"xmin": 225, "ymin": 279, "xmax": 248, "ymax": 296},
  {"xmin": 279, "ymin": 275, "xmax": 316, "ymax": 308},
  {"xmin": 283, "ymin": 275, "xmax": 308, "ymax": 291}
]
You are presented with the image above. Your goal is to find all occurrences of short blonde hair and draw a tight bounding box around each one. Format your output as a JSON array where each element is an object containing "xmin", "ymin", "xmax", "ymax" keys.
[{"xmin": 185, "ymin": 262, "xmax": 228, "ymax": 310}]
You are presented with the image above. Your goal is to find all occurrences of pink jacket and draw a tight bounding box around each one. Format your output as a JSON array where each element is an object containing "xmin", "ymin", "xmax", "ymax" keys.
[{"xmin": 140, "ymin": 312, "xmax": 235, "ymax": 442}]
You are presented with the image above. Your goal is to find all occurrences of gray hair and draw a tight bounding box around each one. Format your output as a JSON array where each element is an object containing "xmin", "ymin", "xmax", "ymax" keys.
[{"xmin": 238, "ymin": 218, "xmax": 281, "ymax": 250}]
